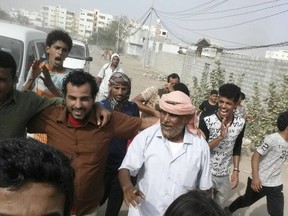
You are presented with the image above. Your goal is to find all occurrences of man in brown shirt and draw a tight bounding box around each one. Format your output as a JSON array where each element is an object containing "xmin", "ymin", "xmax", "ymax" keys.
[{"xmin": 28, "ymin": 70, "xmax": 157, "ymax": 216}]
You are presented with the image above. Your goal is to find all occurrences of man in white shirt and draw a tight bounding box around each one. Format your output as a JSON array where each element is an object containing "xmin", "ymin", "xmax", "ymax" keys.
[
  {"xmin": 119, "ymin": 91, "xmax": 212, "ymax": 216},
  {"xmin": 96, "ymin": 53, "xmax": 123, "ymax": 101},
  {"xmin": 225, "ymin": 111, "xmax": 288, "ymax": 216}
]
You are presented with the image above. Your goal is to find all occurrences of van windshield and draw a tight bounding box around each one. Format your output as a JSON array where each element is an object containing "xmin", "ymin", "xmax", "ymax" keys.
[
  {"xmin": 68, "ymin": 44, "xmax": 85, "ymax": 60},
  {"xmin": 0, "ymin": 36, "xmax": 24, "ymax": 76}
]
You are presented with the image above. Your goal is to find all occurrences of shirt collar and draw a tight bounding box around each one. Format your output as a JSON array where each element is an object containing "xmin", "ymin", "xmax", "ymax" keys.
[
  {"xmin": 56, "ymin": 105, "xmax": 98, "ymax": 127},
  {"xmin": 0, "ymin": 89, "xmax": 17, "ymax": 107},
  {"xmin": 156, "ymin": 124, "xmax": 193, "ymax": 145}
]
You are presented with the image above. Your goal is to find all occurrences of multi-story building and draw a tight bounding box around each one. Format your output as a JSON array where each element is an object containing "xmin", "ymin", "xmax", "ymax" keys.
[
  {"xmin": 98, "ymin": 12, "xmax": 113, "ymax": 29},
  {"xmin": 41, "ymin": 5, "xmax": 76, "ymax": 34},
  {"xmin": 78, "ymin": 9, "xmax": 114, "ymax": 38},
  {"xmin": 78, "ymin": 9, "xmax": 99, "ymax": 38}
]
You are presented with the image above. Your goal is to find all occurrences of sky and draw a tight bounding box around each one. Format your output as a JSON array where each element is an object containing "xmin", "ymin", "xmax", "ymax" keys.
[{"xmin": 1, "ymin": 0, "xmax": 288, "ymax": 56}]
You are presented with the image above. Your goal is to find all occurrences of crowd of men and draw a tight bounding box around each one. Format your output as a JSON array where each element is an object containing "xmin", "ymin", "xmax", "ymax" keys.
[{"xmin": 0, "ymin": 28, "xmax": 287, "ymax": 216}]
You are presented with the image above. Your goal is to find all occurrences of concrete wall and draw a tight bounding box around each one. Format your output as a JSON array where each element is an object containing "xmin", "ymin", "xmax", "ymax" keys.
[{"xmin": 144, "ymin": 50, "xmax": 288, "ymax": 99}]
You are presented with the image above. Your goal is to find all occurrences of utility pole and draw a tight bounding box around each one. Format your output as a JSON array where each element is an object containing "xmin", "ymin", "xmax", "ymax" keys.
[
  {"xmin": 116, "ymin": 16, "xmax": 120, "ymax": 53},
  {"xmin": 144, "ymin": 0, "xmax": 154, "ymax": 67}
]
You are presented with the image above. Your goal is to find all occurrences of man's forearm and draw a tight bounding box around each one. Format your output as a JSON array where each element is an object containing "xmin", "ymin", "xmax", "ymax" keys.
[
  {"xmin": 208, "ymin": 136, "xmax": 224, "ymax": 150},
  {"xmin": 251, "ymin": 152, "xmax": 260, "ymax": 179},
  {"xmin": 119, "ymin": 168, "xmax": 133, "ymax": 191}
]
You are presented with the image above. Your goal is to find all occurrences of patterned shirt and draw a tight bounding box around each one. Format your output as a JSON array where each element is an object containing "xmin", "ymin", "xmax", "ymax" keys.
[
  {"xmin": 141, "ymin": 86, "xmax": 167, "ymax": 117},
  {"xmin": 31, "ymin": 64, "xmax": 72, "ymax": 98},
  {"xmin": 256, "ymin": 133, "xmax": 288, "ymax": 187},
  {"xmin": 199, "ymin": 114, "xmax": 246, "ymax": 176}
]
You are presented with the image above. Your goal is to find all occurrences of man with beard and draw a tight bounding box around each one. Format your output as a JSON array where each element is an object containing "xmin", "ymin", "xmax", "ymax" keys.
[
  {"xmin": 0, "ymin": 51, "xmax": 109, "ymax": 140},
  {"xmin": 199, "ymin": 83, "xmax": 246, "ymax": 208},
  {"xmin": 99, "ymin": 72, "xmax": 139, "ymax": 216},
  {"xmin": 119, "ymin": 91, "xmax": 212, "ymax": 216},
  {"xmin": 96, "ymin": 53, "xmax": 124, "ymax": 101},
  {"xmin": 27, "ymin": 70, "xmax": 157, "ymax": 216}
]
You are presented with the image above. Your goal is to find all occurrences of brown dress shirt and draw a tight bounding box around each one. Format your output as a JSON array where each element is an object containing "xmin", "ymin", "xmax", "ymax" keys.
[{"xmin": 28, "ymin": 104, "xmax": 141, "ymax": 215}]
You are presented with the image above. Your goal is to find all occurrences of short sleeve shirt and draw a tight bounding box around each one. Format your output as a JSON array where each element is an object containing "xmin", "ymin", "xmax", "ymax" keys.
[
  {"xmin": 27, "ymin": 106, "xmax": 141, "ymax": 215},
  {"xmin": 0, "ymin": 89, "xmax": 58, "ymax": 139},
  {"xmin": 97, "ymin": 63, "xmax": 124, "ymax": 97},
  {"xmin": 120, "ymin": 124, "xmax": 212, "ymax": 216},
  {"xmin": 256, "ymin": 133, "xmax": 288, "ymax": 187}
]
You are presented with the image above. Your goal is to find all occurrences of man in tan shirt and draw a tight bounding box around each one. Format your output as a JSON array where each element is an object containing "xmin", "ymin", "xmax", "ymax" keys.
[{"xmin": 28, "ymin": 70, "xmax": 157, "ymax": 216}]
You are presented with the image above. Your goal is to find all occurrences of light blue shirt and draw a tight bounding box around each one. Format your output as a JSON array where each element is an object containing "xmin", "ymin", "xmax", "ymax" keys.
[{"xmin": 120, "ymin": 124, "xmax": 212, "ymax": 216}]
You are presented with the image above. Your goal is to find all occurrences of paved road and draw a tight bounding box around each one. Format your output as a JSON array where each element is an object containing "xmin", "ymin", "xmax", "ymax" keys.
[{"xmin": 89, "ymin": 50, "xmax": 288, "ymax": 216}]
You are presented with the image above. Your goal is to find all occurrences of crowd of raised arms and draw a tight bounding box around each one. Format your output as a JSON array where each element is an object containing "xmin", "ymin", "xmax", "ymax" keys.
[{"xmin": 0, "ymin": 29, "xmax": 287, "ymax": 216}]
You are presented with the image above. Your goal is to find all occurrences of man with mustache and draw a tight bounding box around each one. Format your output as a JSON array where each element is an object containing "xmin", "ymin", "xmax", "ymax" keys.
[
  {"xmin": 99, "ymin": 72, "xmax": 139, "ymax": 216},
  {"xmin": 199, "ymin": 83, "xmax": 246, "ymax": 207},
  {"xmin": 119, "ymin": 91, "xmax": 212, "ymax": 216},
  {"xmin": 27, "ymin": 70, "xmax": 158, "ymax": 216}
]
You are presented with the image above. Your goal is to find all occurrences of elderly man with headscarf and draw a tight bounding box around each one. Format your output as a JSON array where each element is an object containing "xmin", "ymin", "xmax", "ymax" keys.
[
  {"xmin": 119, "ymin": 91, "xmax": 212, "ymax": 216},
  {"xmin": 99, "ymin": 72, "xmax": 139, "ymax": 216},
  {"xmin": 96, "ymin": 53, "xmax": 124, "ymax": 101}
]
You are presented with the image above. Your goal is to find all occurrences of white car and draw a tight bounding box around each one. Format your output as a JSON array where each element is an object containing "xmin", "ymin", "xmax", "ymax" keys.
[
  {"xmin": 0, "ymin": 21, "xmax": 47, "ymax": 90},
  {"xmin": 63, "ymin": 40, "xmax": 93, "ymax": 72}
]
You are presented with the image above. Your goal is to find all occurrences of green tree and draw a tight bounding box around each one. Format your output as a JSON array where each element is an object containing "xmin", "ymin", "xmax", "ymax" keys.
[
  {"xmin": 210, "ymin": 61, "xmax": 225, "ymax": 89},
  {"xmin": 89, "ymin": 16, "xmax": 132, "ymax": 53}
]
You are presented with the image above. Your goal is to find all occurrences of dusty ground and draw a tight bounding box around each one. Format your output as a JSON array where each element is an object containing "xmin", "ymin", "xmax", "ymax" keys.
[{"xmin": 90, "ymin": 51, "xmax": 288, "ymax": 216}]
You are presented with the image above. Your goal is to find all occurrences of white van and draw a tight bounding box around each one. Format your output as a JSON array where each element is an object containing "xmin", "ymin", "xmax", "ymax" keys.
[
  {"xmin": 0, "ymin": 20, "xmax": 47, "ymax": 90},
  {"xmin": 63, "ymin": 40, "xmax": 93, "ymax": 72}
]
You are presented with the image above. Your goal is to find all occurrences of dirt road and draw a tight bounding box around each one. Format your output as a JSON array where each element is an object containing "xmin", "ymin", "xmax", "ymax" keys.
[{"xmin": 90, "ymin": 51, "xmax": 288, "ymax": 216}]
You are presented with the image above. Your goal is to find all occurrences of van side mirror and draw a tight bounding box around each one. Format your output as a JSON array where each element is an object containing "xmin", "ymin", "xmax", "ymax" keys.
[{"xmin": 86, "ymin": 56, "xmax": 93, "ymax": 62}]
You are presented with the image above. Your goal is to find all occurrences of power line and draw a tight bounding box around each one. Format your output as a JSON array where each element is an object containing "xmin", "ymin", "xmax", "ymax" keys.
[
  {"xmin": 171, "ymin": 2, "xmax": 288, "ymax": 22},
  {"xmin": 128, "ymin": 8, "xmax": 152, "ymax": 37},
  {"xmin": 155, "ymin": 0, "xmax": 220, "ymax": 14},
  {"xmin": 163, "ymin": 9, "xmax": 288, "ymax": 31},
  {"xmin": 224, "ymin": 41, "xmax": 288, "ymax": 51}
]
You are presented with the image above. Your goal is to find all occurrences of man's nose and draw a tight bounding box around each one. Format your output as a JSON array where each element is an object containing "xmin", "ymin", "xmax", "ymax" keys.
[{"xmin": 74, "ymin": 99, "xmax": 82, "ymax": 108}]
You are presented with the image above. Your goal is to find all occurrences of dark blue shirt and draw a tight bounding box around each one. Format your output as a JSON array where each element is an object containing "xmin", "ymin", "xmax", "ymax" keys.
[{"xmin": 100, "ymin": 99, "xmax": 140, "ymax": 169}]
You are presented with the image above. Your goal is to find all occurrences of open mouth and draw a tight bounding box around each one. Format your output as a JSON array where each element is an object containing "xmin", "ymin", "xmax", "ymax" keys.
[{"xmin": 54, "ymin": 57, "xmax": 62, "ymax": 65}]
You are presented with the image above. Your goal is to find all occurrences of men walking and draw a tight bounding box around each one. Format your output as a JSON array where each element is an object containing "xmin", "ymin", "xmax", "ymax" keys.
[
  {"xmin": 119, "ymin": 91, "xmax": 212, "ymax": 216},
  {"xmin": 99, "ymin": 72, "xmax": 139, "ymax": 216},
  {"xmin": 27, "ymin": 70, "xmax": 157, "ymax": 216},
  {"xmin": 199, "ymin": 83, "xmax": 246, "ymax": 207},
  {"xmin": 225, "ymin": 111, "xmax": 288, "ymax": 216},
  {"xmin": 96, "ymin": 53, "xmax": 123, "ymax": 101}
]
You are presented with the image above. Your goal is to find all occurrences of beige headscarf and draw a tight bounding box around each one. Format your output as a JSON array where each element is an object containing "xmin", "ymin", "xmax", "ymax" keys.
[{"xmin": 159, "ymin": 91, "xmax": 198, "ymax": 135}]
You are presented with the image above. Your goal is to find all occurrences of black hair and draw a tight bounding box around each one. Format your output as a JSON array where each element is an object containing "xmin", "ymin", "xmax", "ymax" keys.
[
  {"xmin": 173, "ymin": 83, "xmax": 190, "ymax": 96},
  {"xmin": 210, "ymin": 90, "xmax": 218, "ymax": 95},
  {"xmin": 46, "ymin": 29, "xmax": 73, "ymax": 52},
  {"xmin": 164, "ymin": 190, "xmax": 225, "ymax": 216},
  {"xmin": 240, "ymin": 92, "xmax": 246, "ymax": 100},
  {"xmin": 277, "ymin": 111, "xmax": 288, "ymax": 131},
  {"xmin": 167, "ymin": 73, "xmax": 180, "ymax": 83},
  {"xmin": 0, "ymin": 138, "xmax": 74, "ymax": 216},
  {"xmin": 218, "ymin": 83, "xmax": 241, "ymax": 103},
  {"xmin": 62, "ymin": 69, "xmax": 98, "ymax": 99},
  {"xmin": 0, "ymin": 50, "xmax": 17, "ymax": 79}
]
